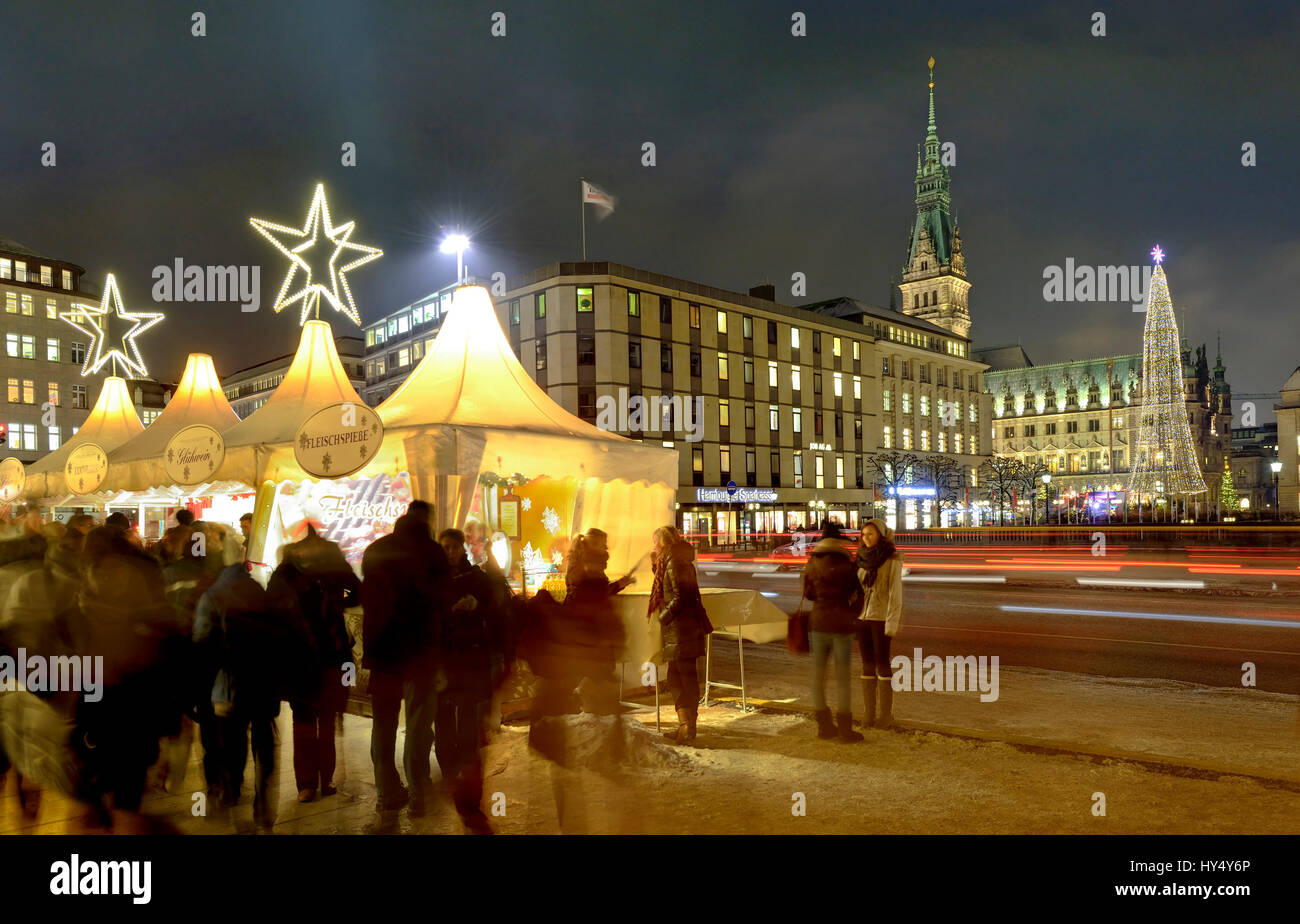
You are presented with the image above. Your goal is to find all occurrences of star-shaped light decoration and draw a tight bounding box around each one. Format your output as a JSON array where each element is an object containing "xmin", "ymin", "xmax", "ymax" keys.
[
  {"xmin": 250, "ymin": 183, "xmax": 383, "ymax": 327},
  {"xmin": 1150, "ymin": 244, "xmax": 1165, "ymax": 265},
  {"xmin": 59, "ymin": 274, "xmax": 164, "ymax": 378}
]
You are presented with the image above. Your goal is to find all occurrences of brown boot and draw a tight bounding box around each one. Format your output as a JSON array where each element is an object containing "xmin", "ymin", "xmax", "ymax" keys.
[
  {"xmin": 836, "ymin": 712, "xmax": 864, "ymax": 743},
  {"xmin": 814, "ymin": 708, "xmax": 837, "ymax": 739},
  {"xmin": 861, "ymin": 677, "xmax": 877, "ymax": 729},
  {"xmin": 684, "ymin": 708, "xmax": 698, "ymax": 744},
  {"xmin": 663, "ymin": 708, "xmax": 688, "ymax": 744},
  {"xmin": 876, "ymin": 677, "xmax": 894, "ymax": 728}
]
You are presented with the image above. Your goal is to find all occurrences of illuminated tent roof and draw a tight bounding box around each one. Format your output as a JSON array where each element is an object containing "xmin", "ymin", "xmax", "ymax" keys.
[
  {"xmin": 102, "ymin": 353, "xmax": 242, "ymax": 492},
  {"xmin": 24, "ymin": 376, "xmax": 144, "ymax": 500},
  {"xmin": 378, "ymin": 285, "xmax": 626, "ymax": 441},
  {"xmin": 210, "ymin": 319, "xmax": 364, "ymax": 485}
]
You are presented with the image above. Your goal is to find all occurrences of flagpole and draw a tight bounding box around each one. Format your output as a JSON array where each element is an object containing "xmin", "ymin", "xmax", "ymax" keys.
[{"xmin": 580, "ymin": 177, "xmax": 587, "ymax": 260}]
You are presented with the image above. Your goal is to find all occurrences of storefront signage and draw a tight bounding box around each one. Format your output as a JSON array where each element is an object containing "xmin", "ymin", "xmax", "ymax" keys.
[
  {"xmin": 164, "ymin": 424, "xmax": 225, "ymax": 485},
  {"xmin": 886, "ymin": 486, "xmax": 937, "ymax": 497},
  {"xmin": 64, "ymin": 443, "xmax": 108, "ymax": 494},
  {"xmin": 294, "ymin": 402, "xmax": 384, "ymax": 478},
  {"xmin": 0, "ymin": 458, "xmax": 25, "ymax": 503},
  {"xmin": 264, "ymin": 471, "xmax": 413, "ymax": 572},
  {"xmin": 696, "ymin": 487, "xmax": 779, "ymax": 503}
]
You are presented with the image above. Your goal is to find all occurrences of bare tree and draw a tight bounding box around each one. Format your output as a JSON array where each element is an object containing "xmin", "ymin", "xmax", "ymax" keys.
[
  {"xmin": 922, "ymin": 454, "xmax": 966, "ymax": 528},
  {"xmin": 868, "ymin": 450, "xmax": 920, "ymax": 528},
  {"xmin": 1012, "ymin": 458, "xmax": 1051, "ymax": 525},
  {"xmin": 980, "ymin": 456, "xmax": 1021, "ymax": 526}
]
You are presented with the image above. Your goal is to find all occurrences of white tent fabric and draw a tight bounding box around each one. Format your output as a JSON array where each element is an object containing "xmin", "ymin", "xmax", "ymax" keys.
[
  {"xmin": 24, "ymin": 377, "xmax": 143, "ymax": 501},
  {"xmin": 209, "ymin": 319, "xmax": 364, "ymax": 486},
  {"xmin": 103, "ymin": 353, "xmax": 242, "ymax": 492}
]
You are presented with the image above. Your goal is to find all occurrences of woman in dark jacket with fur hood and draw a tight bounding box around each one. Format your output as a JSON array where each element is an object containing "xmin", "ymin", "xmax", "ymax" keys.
[
  {"xmin": 647, "ymin": 526, "xmax": 712, "ymax": 744},
  {"xmin": 801, "ymin": 538, "xmax": 864, "ymax": 742}
]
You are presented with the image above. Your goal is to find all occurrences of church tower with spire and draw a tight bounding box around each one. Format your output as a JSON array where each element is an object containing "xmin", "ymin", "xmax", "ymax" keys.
[{"xmin": 898, "ymin": 57, "xmax": 971, "ymax": 339}]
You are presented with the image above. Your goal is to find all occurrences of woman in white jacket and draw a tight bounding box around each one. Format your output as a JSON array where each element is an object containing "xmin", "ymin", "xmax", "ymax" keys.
[{"xmin": 855, "ymin": 517, "xmax": 903, "ymax": 728}]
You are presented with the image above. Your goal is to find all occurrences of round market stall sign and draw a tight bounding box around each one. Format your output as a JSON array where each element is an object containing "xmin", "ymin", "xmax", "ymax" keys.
[
  {"xmin": 64, "ymin": 443, "xmax": 108, "ymax": 494},
  {"xmin": 0, "ymin": 457, "xmax": 25, "ymax": 503},
  {"xmin": 294, "ymin": 402, "xmax": 384, "ymax": 479},
  {"xmin": 164, "ymin": 424, "xmax": 226, "ymax": 485}
]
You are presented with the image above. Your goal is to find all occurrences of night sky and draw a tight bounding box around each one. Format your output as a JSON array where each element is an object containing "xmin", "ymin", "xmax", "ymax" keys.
[{"xmin": 2, "ymin": 0, "xmax": 1296, "ymax": 416}]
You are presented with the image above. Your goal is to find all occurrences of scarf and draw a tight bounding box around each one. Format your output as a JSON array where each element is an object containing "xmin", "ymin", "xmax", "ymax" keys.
[
  {"xmin": 647, "ymin": 550, "xmax": 668, "ymax": 618},
  {"xmin": 855, "ymin": 538, "xmax": 896, "ymax": 588}
]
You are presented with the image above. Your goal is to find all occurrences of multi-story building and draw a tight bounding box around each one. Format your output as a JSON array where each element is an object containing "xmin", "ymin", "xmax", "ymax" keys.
[
  {"xmin": 360, "ymin": 280, "xmax": 468, "ymax": 406},
  {"xmin": 1229, "ymin": 422, "xmax": 1280, "ymax": 515},
  {"xmin": 222, "ymin": 336, "xmax": 364, "ymax": 419},
  {"xmin": 1276, "ymin": 367, "xmax": 1300, "ymax": 517},
  {"xmin": 490, "ymin": 262, "xmax": 990, "ymax": 540},
  {"xmin": 0, "ymin": 236, "xmax": 106, "ymax": 463},
  {"xmin": 981, "ymin": 342, "xmax": 1233, "ymax": 517}
]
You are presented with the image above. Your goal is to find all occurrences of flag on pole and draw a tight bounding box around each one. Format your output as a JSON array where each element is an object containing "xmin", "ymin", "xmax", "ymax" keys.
[{"xmin": 581, "ymin": 179, "xmax": 617, "ymax": 218}]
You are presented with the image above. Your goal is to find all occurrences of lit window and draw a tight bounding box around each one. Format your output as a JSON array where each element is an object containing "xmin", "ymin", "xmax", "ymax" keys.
[
  {"xmin": 577, "ymin": 287, "xmax": 594, "ymax": 312},
  {"xmin": 21, "ymin": 335, "xmax": 34, "ymax": 359},
  {"xmin": 47, "ymin": 382, "xmax": 59, "ymax": 406},
  {"xmin": 792, "ymin": 367, "xmax": 801, "ymax": 391},
  {"xmin": 938, "ymin": 431, "xmax": 947, "ymax": 452},
  {"xmin": 720, "ymin": 447, "xmax": 730, "ymax": 474},
  {"xmin": 0, "ymin": 260, "xmax": 9, "ymax": 279},
  {"xmin": 920, "ymin": 429, "xmax": 930, "ymax": 451},
  {"xmin": 815, "ymin": 455, "xmax": 825, "ymax": 489},
  {"xmin": 836, "ymin": 456, "xmax": 844, "ymax": 489},
  {"xmin": 833, "ymin": 373, "xmax": 843, "ymax": 398},
  {"xmin": 22, "ymin": 380, "xmax": 33, "ymax": 404},
  {"xmin": 832, "ymin": 337, "xmax": 841, "ymax": 357},
  {"xmin": 627, "ymin": 291, "xmax": 640, "ymax": 317},
  {"xmin": 902, "ymin": 392, "xmax": 911, "ymax": 414},
  {"xmin": 921, "ymin": 395, "xmax": 929, "ymax": 416},
  {"xmin": 510, "ymin": 299, "xmax": 520, "ymax": 325},
  {"xmin": 794, "ymin": 452, "xmax": 803, "ymax": 488},
  {"xmin": 4, "ymin": 293, "xmax": 15, "ymax": 313},
  {"xmin": 853, "ymin": 377, "xmax": 861, "ymax": 400},
  {"xmin": 955, "ymin": 433, "xmax": 963, "ymax": 453},
  {"xmin": 769, "ymin": 405, "xmax": 779, "ymax": 430},
  {"xmin": 791, "ymin": 328, "xmax": 800, "ymax": 349},
  {"xmin": 45, "ymin": 299, "xmax": 57, "ymax": 319},
  {"xmin": 15, "ymin": 262, "xmax": 26, "ymax": 282},
  {"xmin": 883, "ymin": 389, "xmax": 891, "ymax": 411},
  {"xmin": 719, "ymin": 400, "xmax": 730, "ymax": 428},
  {"xmin": 61, "ymin": 269, "xmax": 71, "ymax": 290},
  {"xmin": 6, "ymin": 379, "xmax": 17, "ymax": 402},
  {"xmin": 768, "ymin": 362, "xmax": 777, "ymax": 388},
  {"xmin": 40, "ymin": 266, "xmax": 52, "ymax": 286},
  {"xmin": 852, "ymin": 341, "xmax": 860, "ymax": 361},
  {"xmin": 717, "ymin": 310, "xmax": 727, "ymax": 334},
  {"xmin": 689, "ymin": 304, "xmax": 700, "ymax": 328},
  {"xmin": 21, "ymin": 295, "xmax": 33, "ymax": 316},
  {"xmin": 793, "ymin": 408, "xmax": 802, "ymax": 433},
  {"xmin": 536, "ymin": 292, "xmax": 546, "ymax": 318},
  {"xmin": 47, "ymin": 427, "xmax": 60, "ymax": 450},
  {"xmin": 969, "ymin": 402, "xmax": 978, "ymax": 423},
  {"xmin": 743, "ymin": 316, "xmax": 753, "ymax": 339},
  {"xmin": 397, "ymin": 316, "xmax": 409, "ymax": 334},
  {"xmin": 902, "ymin": 428, "xmax": 913, "ymax": 449},
  {"xmin": 398, "ymin": 347, "xmax": 410, "ymax": 367},
  {"xmin": 718, "ymin": 353, "xmax": 729, "ymax": 381}
]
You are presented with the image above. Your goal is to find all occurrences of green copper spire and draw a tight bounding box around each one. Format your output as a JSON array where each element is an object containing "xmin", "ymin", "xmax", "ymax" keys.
[
  {"xmin": 905, "ymin": 55, "xmax": 956, "ymax": 270},
  {"xmin": 927, "ymin": 56, "xmax": 937, "ymax": 138}
]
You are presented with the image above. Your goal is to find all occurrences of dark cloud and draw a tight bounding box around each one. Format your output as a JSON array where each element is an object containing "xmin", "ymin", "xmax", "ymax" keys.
[{"xmin": 0, "ymin": 0, "xmax": 1294, "ymax": 408}]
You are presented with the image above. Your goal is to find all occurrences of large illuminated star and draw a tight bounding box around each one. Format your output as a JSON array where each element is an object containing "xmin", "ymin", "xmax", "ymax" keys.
[
  {"xmin": 59, "ymin": 273, "xmax": 164, "ymax": 378},
  {"xmin": 250, "ymin": 183, "xmax": 383, "ymax": 326}
]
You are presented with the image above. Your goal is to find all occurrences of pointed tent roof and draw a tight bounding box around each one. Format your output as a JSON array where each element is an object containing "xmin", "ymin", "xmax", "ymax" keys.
[
  {"xmin": 103, "ymin": 353, "xmax": 242, "ymax": 491},
  {"xmin": 24, "ymin": 376, "xmax": 144, "ymax": 499},
  {"xmin": 378, "ymin": 285, "xmax": 623, "ymax": 441},
  {"xmin": 209, "ymin": 319, "xmax": 364, "ymax": 485}
]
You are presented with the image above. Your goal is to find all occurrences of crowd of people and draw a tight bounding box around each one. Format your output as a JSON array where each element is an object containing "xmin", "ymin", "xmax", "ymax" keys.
[{"xmin": 0, "ymin": 499, "xmax": 724, "ymax": 834}]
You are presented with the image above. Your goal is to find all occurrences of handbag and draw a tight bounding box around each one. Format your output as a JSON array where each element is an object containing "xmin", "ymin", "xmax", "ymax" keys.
[{"xmin": 786, "ymin": 589, "xmax": 810, "ymax": 654}]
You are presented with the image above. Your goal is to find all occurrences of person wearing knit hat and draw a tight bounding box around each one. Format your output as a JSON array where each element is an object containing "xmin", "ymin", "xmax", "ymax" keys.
[
  {"xmin": 855, "ymin": 518, "xmax": 903, "ymax": 728},
  {"xmin": 801, "ymin": 537, "xmax": 864, "ymax": 742}
]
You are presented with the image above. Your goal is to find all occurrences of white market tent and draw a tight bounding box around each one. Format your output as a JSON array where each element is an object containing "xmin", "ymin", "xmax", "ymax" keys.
[
  {"xmin": 362, "ymin": 284, "xmax": 679, "ymax": 575},
  {"xmin": 103, "ymin": 353, "xmax": 242, "ymax": 492},
  {"xmin": 24, "ymin": 376, "xmax": 144, "ymax": 501}
]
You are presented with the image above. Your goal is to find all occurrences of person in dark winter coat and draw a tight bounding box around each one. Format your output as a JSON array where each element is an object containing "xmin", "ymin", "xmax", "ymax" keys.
[
  {"xmin": 855, "ymin": 518, "xmax": 903, "ymax": 729},
  {"xmin": 360, "ymin": 501, "xmax": 448, "ymax": 814},
  {"xmin": 434, "ymin": 528, "xmax": 507, "ymax": 833},
  {"xmin": 268, "ymin": 525, "xmax": 358, "ymax": 804},
  {"xmin": 193, "ymin": 562, "xmax": 288, "ymax": 827},
  {"xmin": 801, "ymin": 538, "xmax": 863, "ymax": 742},
  {"xmin": 647, "ymin": 526, "xmax": 712, "ymax": 744}
]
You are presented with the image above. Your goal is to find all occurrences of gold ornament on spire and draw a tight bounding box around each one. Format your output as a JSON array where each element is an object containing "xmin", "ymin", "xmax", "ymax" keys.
[
  {"xmin": 250, "ymin": 183, "xmax": 383, "ymax": 327},
  {"xmin": 928, "ymin": 56, "xmax": 935, "ymax": 87},
  {"xmin": 59, "ymin": 273, "xmax": 164, "ymax": 378}
]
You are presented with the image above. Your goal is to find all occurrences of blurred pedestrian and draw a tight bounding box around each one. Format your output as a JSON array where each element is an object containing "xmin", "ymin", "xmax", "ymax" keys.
[
  {"xmin": 269, "ymin": 525, "xmax": 358, "ymax": 803},
  {"xmin": 802, "ymin": 538, "xmax": 863, "ymax": 742},
  {"xmin": 435, "ymin": 528, "xmax": 507, "ymax": 833},
  {"xmin": 647, "ymin": 526, "xmax": 712, "ymax": 744},
  {"xmin": 855, "ymin": 518, "xmax": 903, "ymax": 729},
  {"xmin": 193, "ymin": 561, "xmax": 288, "ymax": 828},
  {"xmin": 360, "ymin": 501, "xmax": 447, "ymax": 815}
]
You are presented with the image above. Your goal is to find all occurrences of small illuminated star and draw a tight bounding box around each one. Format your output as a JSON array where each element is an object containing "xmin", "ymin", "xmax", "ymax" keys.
[
  {"xmin": 250, "ymin": 183, "xmax": 383, "ymax": 327},
  {"xmin": 1150, "ymin": 244, "xmax": 1165, "ymax": 265},
  {"xmin": 59, "ymin": 274, "xmax": 164, "ymax": 378}
]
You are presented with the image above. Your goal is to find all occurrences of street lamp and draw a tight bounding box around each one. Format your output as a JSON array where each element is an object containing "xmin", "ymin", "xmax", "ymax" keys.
[
  {"xmin": 1041, "ymin": 473, "xmax": 1051, "ymax": 526},
  {"xmin": 1271, "ymin": 460, "xmax": 1282, "ymax": 516},
  {"xmin": 440, "ymin": 232, "xmax": 470, "ymax": 284}
]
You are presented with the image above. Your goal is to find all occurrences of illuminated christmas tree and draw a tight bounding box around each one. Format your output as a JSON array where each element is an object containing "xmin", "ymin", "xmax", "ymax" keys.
[
  {"xmin": 1218, "ymin": 456, "xmax": 1238, "ymax": 512},
  {"xmin": 1128, "ymin": 246, "xmax": 1207, "ymax": 507}
]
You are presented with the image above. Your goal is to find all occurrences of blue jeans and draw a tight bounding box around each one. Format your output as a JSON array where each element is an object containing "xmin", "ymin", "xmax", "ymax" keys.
[{"xmin": 810, "ymin": 631, "xmax": 853, "ymax": 714}]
